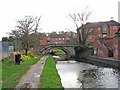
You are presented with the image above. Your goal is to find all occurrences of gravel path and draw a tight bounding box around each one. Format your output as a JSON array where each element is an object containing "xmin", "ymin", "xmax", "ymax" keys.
[{"xmin": 15, "ymin": 56, "xmax": 48, "ymax": 89}]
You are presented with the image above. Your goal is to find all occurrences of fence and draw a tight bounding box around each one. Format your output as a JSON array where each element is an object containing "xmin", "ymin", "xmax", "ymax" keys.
[{"xmin": 0, "ymin": 42, "xmax": 14, "ymax": 60}]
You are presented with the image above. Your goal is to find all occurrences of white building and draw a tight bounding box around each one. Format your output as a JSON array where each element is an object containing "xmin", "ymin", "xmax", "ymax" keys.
[{"xmin": 0, "ymin": 42, "xmax": 14, "ymax": 60}]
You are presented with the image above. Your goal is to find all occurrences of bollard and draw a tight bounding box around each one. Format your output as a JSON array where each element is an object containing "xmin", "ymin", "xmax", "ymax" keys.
[{"xmin": 15, "ymin": 54, "xmax": 21, "ymax": 65}]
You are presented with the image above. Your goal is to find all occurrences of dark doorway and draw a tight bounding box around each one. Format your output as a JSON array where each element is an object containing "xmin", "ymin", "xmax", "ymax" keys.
[{"xmin": 108, "ymin": 50, "xmax": 113, "ymax": 57}]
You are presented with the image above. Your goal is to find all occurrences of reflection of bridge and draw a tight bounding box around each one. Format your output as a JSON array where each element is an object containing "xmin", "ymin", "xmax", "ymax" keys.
[{"xmin": 39, "ymin": 44, "xmax": 80, "ymax": 56}]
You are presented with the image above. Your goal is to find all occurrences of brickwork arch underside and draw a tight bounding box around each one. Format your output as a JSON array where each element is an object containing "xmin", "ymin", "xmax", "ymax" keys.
[{"xmin": 40, "ymin": 46, "xmax": 70, "ymax": 55}]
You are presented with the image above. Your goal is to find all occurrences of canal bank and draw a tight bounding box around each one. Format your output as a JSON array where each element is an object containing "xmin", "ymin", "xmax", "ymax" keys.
[
  {"xmin": 75, "ymin": 56, "xmax": 120, "ymax": 69},
  {"xmin": 40, "ymin": 56, "xmax": 63, "ymax": 88}
]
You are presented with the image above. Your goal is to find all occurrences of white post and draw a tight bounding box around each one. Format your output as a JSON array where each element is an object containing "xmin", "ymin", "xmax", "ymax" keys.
[{"xmin": 118, "ymin": 1, "xmax": 120, "ymax": 23}]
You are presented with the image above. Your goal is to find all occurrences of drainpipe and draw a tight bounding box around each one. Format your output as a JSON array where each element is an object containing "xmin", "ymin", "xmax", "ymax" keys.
[{"xmin": 13, "ymin": 42, "xmax": 15, "ymax": 51}]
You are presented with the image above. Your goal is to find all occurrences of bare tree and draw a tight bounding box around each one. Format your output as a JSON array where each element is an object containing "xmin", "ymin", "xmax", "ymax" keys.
[
  {"xmin": 69, "ymin": 7, "xmax": 92, "ymax": 45},
  {"xmin": 64, "ymin": 29, "xmax": 79, "ymax": 44},
  {"xmin": 10, "ymin": 16, "xmax": 41, "ymax": 55},
  {"xmin": 115, "ymin": 28, "xmax": 120, "ymax": 37}
]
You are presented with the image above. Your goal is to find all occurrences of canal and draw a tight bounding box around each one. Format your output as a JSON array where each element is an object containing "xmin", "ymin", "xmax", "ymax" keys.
[{"xmin": 56, "ymin": 60, "xmax": 120, "ymax": 88}]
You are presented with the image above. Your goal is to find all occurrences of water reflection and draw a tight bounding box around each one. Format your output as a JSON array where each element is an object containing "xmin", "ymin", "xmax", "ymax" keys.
[{"xmin": 56, "ymin": 60, "xmax": 119, "ymax": 88}]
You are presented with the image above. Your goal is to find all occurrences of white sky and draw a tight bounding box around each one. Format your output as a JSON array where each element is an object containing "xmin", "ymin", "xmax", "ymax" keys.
[{"xmin": 0, "ymin": 0, "xmax": 119, "ymax": 40}]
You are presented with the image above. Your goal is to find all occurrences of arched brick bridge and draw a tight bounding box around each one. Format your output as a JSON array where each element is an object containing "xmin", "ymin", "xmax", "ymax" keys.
[{"xmin": 39, "ymin": 44, "xmax": 80, "ymax": 56}]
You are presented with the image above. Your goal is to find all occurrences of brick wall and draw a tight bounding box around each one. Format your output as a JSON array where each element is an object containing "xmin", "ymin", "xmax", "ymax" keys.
[
  {"xmin": 86, "ymin": 26, "xmax": 120, "ymax": 43},
  {"xmin": 94, "ymin": 40, "xmax": 108, "ymax": 57},
  {"xmin": 94, "ymin": 36, "xmax": 120, "ymax": 60},
  {"xmin": 113, "ymin": 37, "xmax": 119, "ymax": 60},
  {"xmin": 39, "ymin": 37, "xmax": 47, "ymax": 45},
  {"xmin": 118, "ymin": 37, "xmax": 120, "ymax": 60},
  {"xmin": 97, "ymin": 45, "xmax": 108, "ymax": 57},
  {"xmin": 109, "ymin": 26, "xmax": 119, "ymax": 38},
  {"xmin": 51, "ymin": 38, "xmax": 66, "ymax": 44}
]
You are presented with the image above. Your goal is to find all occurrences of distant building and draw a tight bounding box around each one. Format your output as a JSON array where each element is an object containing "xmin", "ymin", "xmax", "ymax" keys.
[
  {"xmin": 47, "ymin": 34, "xmax": 68, "ymax": 44},
  {"xmin": 77, "ymin": 20, "xmax": 120, "ymax": 43},
  {"xmin": 38, "ymin": 33, "xmax": 69, "ymax": 45}
]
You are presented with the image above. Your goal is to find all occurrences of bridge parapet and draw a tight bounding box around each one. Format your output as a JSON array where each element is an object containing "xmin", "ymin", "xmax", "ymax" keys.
[{"xmin": 47, "ymin": 44, "xmax": 80, "ymax": 47}]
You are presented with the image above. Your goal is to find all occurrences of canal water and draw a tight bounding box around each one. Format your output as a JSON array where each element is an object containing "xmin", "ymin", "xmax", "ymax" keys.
[{"xmin": 56, "ymin": 60, "xmax": 120, "ymax": 88}]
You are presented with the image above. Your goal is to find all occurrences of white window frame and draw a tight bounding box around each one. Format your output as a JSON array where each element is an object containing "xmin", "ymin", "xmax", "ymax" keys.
[
  {"xmin": 113, "ymin": 26, "xmax": 118, "ymax": 30},
  {"xmin": 59, "ymin": 38, "xmax": 61, "ymax": 40}
]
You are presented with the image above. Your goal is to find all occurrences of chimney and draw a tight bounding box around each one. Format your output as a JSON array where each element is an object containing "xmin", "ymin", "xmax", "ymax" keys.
[{"xmin": 110, "ymin": 17, "xmax": 114, "ymax": 21}]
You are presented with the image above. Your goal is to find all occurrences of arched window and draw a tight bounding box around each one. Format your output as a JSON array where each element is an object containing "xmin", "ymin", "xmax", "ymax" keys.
[{"xmin": 102, "ymin": 24, "xmax": 108, "ymax": 34}]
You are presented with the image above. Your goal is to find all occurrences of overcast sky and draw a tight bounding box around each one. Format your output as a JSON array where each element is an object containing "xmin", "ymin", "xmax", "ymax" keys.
[{"xmin": 0, "ymin": 0, "xmax": 119, "ymax": 40}]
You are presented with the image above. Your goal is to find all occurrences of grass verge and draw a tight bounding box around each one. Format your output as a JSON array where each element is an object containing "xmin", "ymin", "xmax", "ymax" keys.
[
  {"xmin": 53, "ymin": 49, "xmax": 65, "ymax": 55},
  {"xmin": 40, "ymin": 56, "xmax": 64, "ymax": 89},
  {"xmin": 2, "ymin": 54, "xmax": 40, "ymax": 88},
  {"xmin": 0, "ymin": 62, "xmax": 2, "ymax": 90}
]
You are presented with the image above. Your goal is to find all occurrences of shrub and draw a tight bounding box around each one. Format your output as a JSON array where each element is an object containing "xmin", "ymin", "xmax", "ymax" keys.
[
  {"xmin": 28, "ymin": 53, "xmax": 36, "ymax": 57},
  {"xmin": 21, "ymin": 55, "xmax": 31, "ymax": 60}
]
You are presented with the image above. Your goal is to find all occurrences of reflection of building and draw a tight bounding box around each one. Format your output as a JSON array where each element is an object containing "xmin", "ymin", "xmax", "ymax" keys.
[
  {"xmin": 47, "ymin": 34, "xmax": 68, "ymax": 44},
  {"xmin": 78, "ymin": 20, "xmax": 120, "ymax": 43}
]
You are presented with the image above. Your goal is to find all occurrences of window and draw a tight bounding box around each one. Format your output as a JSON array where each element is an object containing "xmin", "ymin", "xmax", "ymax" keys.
[
  {"xmin": 88, "ymin": 34, "xmax": 92, "ymax": 39},
  {"xmin": 98, "ymin": 28, "xmax": 101, "ymax": 30},
  {"xmin": 55, "ymin": 42, "xmax": 58, "ymax": 44},
  {"xmin": 47, "ymin": 38, "xmax": 50, "ymax": 41},
  {"xmin": 113, "ymin": 26, "xmax": 118, "ymax": 30},
  {"xmin": 59, "ymin": 38, "xmax": 61, "ymax": 40},
  {"xmin": 98, "ymin": 34, "xmax": 101, "ymax": 37},
  {"xmin": 52, "ymin": 38, "xmax": 54, "ymax": 40},
  {"xmin": 90, "ymin": 29, "xmax": 93, "ymax": 32},
  {"xmin": 98, "ymin": 28, "xmax": 101, "ymax": 31},
  {"xmin": 102, "ymin": 25, "xmax": 108, "ymax": 34},
  {"xmin": 103, "ymin": 34, "xmax": 107, "ymax": 38},
  {"xmin": 94, "ymin": 48, "xmax": 97, "ymax": 55}
]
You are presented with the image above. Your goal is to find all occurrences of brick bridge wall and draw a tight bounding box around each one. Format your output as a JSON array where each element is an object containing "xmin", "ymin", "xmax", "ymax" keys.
[{"xmin": 39, "ymin": 45, "xmax": 76, "ymax": 56}]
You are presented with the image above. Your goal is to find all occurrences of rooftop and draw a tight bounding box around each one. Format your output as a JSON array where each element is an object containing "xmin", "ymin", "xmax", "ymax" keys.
[
  {"xmin": 48, "ymin": 34, "xmax": 65, "ymax": 38},
  {"xmin": 79, "ymin": 20, "xmax": 120, "ymax": 29}
]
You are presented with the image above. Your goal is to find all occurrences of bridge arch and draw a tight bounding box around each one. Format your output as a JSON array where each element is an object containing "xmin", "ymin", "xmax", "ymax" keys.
[
  {"xmin": 40, "ymin": 46, "xmax": 70, "ymax": 55},
  {"xmin": 39, "ymin": 44, "xmax": 79, "ymax": 56}
]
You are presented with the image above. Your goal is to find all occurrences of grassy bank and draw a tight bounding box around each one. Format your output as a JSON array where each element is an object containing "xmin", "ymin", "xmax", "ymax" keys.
[
  {"xmin": 2, "ymin": 54, "xmax": 40, "ymax": 88},
  {"xmin": 0, "ymin": 62, "xmax": 2, "ymax": 90},
  {"xmin": 40, "ymin": 56, "xmax": 63, "ymax": 89},
  {"xmin": 53, "ymin": 49, "xmax": 65, "ymax": 55}
]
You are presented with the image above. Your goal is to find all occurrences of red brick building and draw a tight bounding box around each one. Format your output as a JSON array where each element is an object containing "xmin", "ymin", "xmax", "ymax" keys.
[
  {"xmin": 94, "ymin": 35, "xmax": 120, "ymax": 60},
  {"xmin": 113, "ymin": 36, "xmax": 120, "ymax": 59},
  {"xmin": 38, "ymin": 33, "xmax": 69, "ymax": 46},
  {"xmin": 47, "ymin": 34, "xmax": 68, "ymax": 44},
  {"xmin": 39, "ymin": 36, "xmax": 47, "ymax": 45},
  {"xmin": 78, "ymin": 20, "xmax": 120, "ymax": 43}
]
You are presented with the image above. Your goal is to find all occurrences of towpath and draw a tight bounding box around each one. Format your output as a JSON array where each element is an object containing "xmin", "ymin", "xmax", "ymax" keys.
[{"xmin": 15, "ymin": 56, "xmax": 48, "ymax": 89}]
